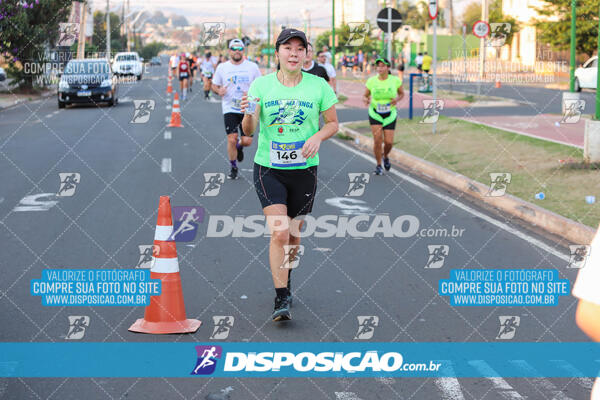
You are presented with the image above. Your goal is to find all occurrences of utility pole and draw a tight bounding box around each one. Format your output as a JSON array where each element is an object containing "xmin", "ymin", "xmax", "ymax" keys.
[
  {"xmin": 239, "ymin": 4, "xmax": 243, "ymax": 38},
  {"xmin": 76, "ymin": 1, "xmax": 86, "ymax": 59},
  {"xmin": 449, "ymin": 0, "xmax": 454, "ymax": 34},
  {"xmin": 106, "ymin": 0, "xmax": 111, "ymax": 60},
  {"xmin": 126, "ymin": 0, "xmax": 130, "ymax": 51},
  {"xmin": 478, "ymin": 0, "xmax": 488, "ymax": 96}
]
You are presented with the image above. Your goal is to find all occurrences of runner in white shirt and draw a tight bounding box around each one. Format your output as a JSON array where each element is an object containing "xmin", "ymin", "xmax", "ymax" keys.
[
  {"xmin": 169, "ymin": 53, "xmax": 179, "ymax": 74},
  {"xmin": 317, "ymin": 51, "xmax": 337, "ymax": 94},
  {"xmin": 200, "ymin": 51, "xmax": 218, "ymax": 100},
  {"xmin": 573, "ymin": 225, "xmax": 600, "ymax": 400},
  {"xmin": 212, "ymin": 39, "xmax": 262, "ymax": 180}
]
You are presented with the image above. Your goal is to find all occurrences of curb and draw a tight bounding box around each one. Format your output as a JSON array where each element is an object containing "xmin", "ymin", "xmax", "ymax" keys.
[
  {"xmin": 339, "ymin": 121, "xmax": 596, "ymax": 245},
  {"xmin": 0, "ymin": 89, "xmax": 55, "ymax": 111}
]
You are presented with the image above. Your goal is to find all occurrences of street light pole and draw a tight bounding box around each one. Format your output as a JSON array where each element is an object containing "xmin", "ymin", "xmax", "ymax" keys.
[
  {"xmin": 596, "ymin": 2, "xmax": 600, "ymax": 120},
  {"xmin": 569, "ymin": 0, "xmax": 576, "ymax": 92},
  {"xmin": 331, "ymin": 0, "xmax": 335, "ymax": 67},
  {"xmin": 267, "ymin": 0, "xmax": 271, "ymax": 69}
]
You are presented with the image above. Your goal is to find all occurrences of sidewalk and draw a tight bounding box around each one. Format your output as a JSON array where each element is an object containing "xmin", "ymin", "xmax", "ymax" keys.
[{"xmin": 459, "ymin": 114, "xmax": 585, "ymax": 149}]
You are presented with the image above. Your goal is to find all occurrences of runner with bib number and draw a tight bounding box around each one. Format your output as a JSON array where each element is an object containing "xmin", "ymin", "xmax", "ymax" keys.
[
  {"xmin": 212, "ymin": 39, "xmax": 261, "ymax": 180},
  {"xmin": 363, "ymin": 58, "xmax": 404, "ymax": 175},
  {"xmin": 241, "ymin": 29, "xmax": 339, "ymax": 322}
]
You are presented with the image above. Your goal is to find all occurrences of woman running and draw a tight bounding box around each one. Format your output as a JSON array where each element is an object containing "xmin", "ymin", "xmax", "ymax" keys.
[
  {"xmin": 177, "ymin": 53, "xmax": 190, "ymax": 100},
  {"xmin": 241, "ymin": 28, "xmax": 339, "ymax": 322},
  {"xmin": 363, "ymin": 57, "xmax": 404, "ymax": 175}
]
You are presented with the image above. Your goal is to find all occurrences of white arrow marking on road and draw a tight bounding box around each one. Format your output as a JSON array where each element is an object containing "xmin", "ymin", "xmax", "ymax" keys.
[
  {"xmin": 164, "ymin": 131, "xmax": 171, "ymax": 140},
  {"xmin": 334, "ymin": 392, "xmax": 364, "ymax": 400},
  {"xmin": 13, "ymin": 193, "xmax": 58, "ymax": 212},
  {"xmin": 468, "ymin": 360, "xmax": 524, "ymax": 399},
  {"xmin": 332, "ymin": 137, "xmax": 571, "ymax": 262},
  {"xmin": 161, "ymin": 158, "xmax": 172, "ymax": 173},
  {"xmin": 510, "ymin": 360, "xmax": 573, "ymax": 400},
  {"xmin": 434, "ymin": 361, "xmax": 466, "ymax": 400}
]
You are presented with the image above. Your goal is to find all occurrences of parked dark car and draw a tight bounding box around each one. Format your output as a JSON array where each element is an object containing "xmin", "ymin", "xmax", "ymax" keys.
[
  {"xmin": 150, "ymin": 56, "xmax": 161, "ymax": 66},
  {"xmin": 57, "ymin": 59, "xmax": 118, "ymax": 108}
]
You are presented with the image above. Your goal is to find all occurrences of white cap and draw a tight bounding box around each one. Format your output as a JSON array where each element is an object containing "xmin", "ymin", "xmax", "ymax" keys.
[{"xmin": 229, "ymin": 39, "xmax": 245, "ymax": 49}]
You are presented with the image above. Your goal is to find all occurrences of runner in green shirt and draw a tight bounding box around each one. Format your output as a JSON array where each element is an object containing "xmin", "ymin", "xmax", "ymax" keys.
[
  {"xmin": 241, "ymin": 28, "xmax": 339, "ymax": 322},
  {"xmin": 363, "ymin": 58, "xmax": 404, "ymax": 175}
]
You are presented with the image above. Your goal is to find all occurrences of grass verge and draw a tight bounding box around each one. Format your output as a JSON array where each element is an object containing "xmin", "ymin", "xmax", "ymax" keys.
[{"xmin": 345, "ymin": 116, "xmax": 599, "ymax": 228}]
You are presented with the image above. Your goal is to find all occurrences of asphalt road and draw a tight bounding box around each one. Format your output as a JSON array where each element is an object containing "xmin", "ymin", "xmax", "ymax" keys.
[{"xmin": 0, "ymin": 63, "xmax": 594, "ymax": 399}]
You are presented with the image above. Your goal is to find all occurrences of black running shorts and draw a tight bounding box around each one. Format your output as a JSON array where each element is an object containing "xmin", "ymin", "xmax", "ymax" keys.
[
  {"xmin": 253, "ymin": 163, "xmax": 318, "ymax": 219},
  {"xmin": 368, "ymin": 110, "xmax": 397, "ymax": 130},
  {"xmin": 223, "ymin": 112, "xmax": 245, "ymax": 135}
]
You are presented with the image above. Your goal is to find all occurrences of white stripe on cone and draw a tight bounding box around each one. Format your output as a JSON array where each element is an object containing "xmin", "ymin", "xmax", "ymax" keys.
[
  {"xmin": 154, "ymin": 225, "xmax": 173, "ymax": 241},
  {"xmin": 152, "ymin": 257, "xmax": 179, "ymax": 273}
]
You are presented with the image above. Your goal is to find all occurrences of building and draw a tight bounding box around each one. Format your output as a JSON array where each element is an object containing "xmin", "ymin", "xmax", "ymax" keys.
[
  {"xmin": 502, "ymin": 0, "xmax": 558, "ymax": 66},
  {"xmin": 334, "ymin": 0, "xmax": 381, "ymax": 28}
]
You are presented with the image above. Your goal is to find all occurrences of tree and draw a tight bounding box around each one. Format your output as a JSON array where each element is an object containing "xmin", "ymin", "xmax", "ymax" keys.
[
  {"xmin": 92, "ymin": 11, "xmax": 124, "ymax": 55},
  {"xmin": 535, "ymin": 0, "xmax": 599, "ymax": 57},
  {"xmin": 314, "ymin": 24, "xmax": 379, "ymax": 57},
  {"xmin": 462, "ymin": 2, "xmax": 481, "ymax": 31},
  {"xmin": 461, "ymin": 0, "xmax": 518, "ymax": 45},
  {"xmin": 0, "ymin": 0, "xmax": 75, "ymax": 90},
  {"xmin": 140, "ymin": 42, "xmax": 166, "ymax": 60}
]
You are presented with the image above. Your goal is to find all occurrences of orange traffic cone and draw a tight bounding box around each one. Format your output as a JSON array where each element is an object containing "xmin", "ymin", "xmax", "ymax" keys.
[
  {"xmin": 495, "ymin": 79, "xmax": 501, "ymax": 88},
  {"xmin": 167, "ymin": 92, "xmax": 183, "ymax": 128},
  {"xmin": 166, "ymin": 75, "xmax": 173, "ymax": 94},
  {"xmin": 129, "ymin": 196, "xmax": 201, "ymax": 334}
]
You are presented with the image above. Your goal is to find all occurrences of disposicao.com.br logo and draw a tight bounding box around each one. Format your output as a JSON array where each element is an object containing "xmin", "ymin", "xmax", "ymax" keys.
[{"xmin": 191, "ymin": 347, "xmax": 441, "ymax": 376}]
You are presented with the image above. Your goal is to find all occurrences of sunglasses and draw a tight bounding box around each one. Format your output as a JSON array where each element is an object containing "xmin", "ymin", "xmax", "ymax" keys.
[{"xmin": 230, "ymin": 47, "xmax": 244, "ymax": 51}]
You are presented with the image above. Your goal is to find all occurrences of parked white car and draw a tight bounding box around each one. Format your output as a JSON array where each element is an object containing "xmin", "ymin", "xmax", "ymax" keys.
[
  {"xmin": 574, "ymin": 56, "xmax": 597, "ymax": 91},
  {"xmin": 112, "ymin": 52, "xmax": 143, "ymax": 80}
]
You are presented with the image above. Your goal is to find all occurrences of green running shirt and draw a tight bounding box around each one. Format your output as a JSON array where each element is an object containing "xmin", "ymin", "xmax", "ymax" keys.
[
  {"xmin": 248, "ymin": 72, "xmax": 338, "ymax": 169},
  {"xmin": 365, "ymin": 74, "xmax": 402, "ymax": 113}
]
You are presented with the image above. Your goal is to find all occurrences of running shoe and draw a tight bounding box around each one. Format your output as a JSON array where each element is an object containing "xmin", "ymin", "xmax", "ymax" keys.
[
  {"xmin": 236, "ymin": 143, "xmax": 244, "ymax": 162},
  {"xmin": 374, "ymin": 165, "xmax": 383, "ymax": 175},
  {"xmin": 383, "ymin": 157, "xmax": 391, "ymax": 171},
  {"xmin": 227, "ymin": 166, "xmax": 238, "ymax": 180},
  {"xmin": 272, "ymin": 295, "xmax": 291, "ymax": 321}
]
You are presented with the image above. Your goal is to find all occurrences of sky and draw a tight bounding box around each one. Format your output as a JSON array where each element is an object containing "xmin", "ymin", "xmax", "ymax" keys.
[{"xmin": 89, "ymin": 0, "xmax": 475, "ymax": 30}]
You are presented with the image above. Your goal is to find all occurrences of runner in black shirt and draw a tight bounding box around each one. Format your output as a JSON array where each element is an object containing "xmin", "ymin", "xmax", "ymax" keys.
[{"xmin": 301, "ymin": 43, "xmax": 329, "ymax": 82}]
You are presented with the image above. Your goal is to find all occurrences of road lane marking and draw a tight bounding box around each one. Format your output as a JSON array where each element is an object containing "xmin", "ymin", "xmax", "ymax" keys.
[
  {"xmin": 435, "ymin": 361, "xmax": 466, "ymax": 400},
  {"xmin": 166, "ymin": 105, "xmax": 171, "ymax": 110},
  {"xmin": 332, "ymin": 139, "xmax": 570, "ymax": 263},
  {"xmin": 468, "ymin": 360, "xmax": 524, "ymax": 399},
  {"xmin": 164, "ymin": 131, "xmax": 171, "ymax": 140},
  {"xmin": 550, "ymin": 360, "xmax": 594, "ymax": 390},
  {"xmin": 510, "ymin": 360, "xmax": 573, "ymax": 400},
  {"xmin": 161, "ymin": 158, "xmax": 172, "ymax": 173},
  {"xmin": 334, "ymin": 393, "xmax": 363, "ymax": 400},
  {"xmin": 165, "ymin": 116, "xmax": 170, "ymax": 122}
]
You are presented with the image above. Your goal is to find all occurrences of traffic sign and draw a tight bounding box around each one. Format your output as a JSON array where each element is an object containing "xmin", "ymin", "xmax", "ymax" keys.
[
  {"xmin": 261, "ymin": 48, "xmax": 274, "ymax": 55},
  {"xmin": 472, "ymin": 20, "xmax": 490, "ymax": 38},
  {"xmin": 376, "ymin": 8, "xmax": 402, "ymax": 32},
  {"xmin": 428, "ymin": 0, "xmax": 438, "ymax": 20}
]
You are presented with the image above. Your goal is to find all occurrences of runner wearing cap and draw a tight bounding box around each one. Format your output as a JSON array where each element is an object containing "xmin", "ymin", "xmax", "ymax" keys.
[
  {"xmin": 201, "ymin": 51, "xmax": 218, "ymax": 100},
  {"xmin": 363, "ymin": 57, "xmax": 404, "ymax": 175},
  {"xmin": 240, "ymin": 28, "xmax": 339, "ymax": 322},
  {"xmin": 212, "ymin": 39, "xmax": 262, "ymax": 180}
]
